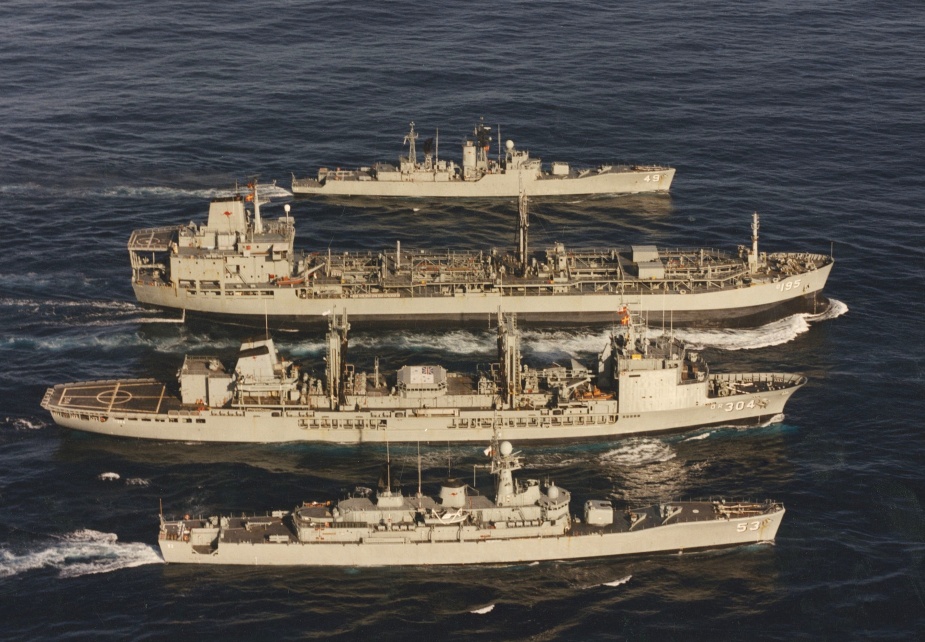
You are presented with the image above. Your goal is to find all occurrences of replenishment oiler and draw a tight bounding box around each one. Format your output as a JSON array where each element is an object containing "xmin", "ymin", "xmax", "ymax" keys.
[
  {"xmin": 157, "ymin": 436, "xmax": 784, "ymax": 566},
  {"xmin": 128, "ymin": 184, "xmax": 833, "ymax": 327},
  {"xmin": 291, "ymin": 121, "xmax": 674, "ymax": 198},
  {"xmin": 41, "ymin": 308, "xmax": 805, "ymax": 443}
]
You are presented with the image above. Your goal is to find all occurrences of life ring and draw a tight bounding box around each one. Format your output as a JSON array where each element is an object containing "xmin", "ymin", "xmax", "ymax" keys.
[{"xmin": 182, "ymin": 534, "xmax": 190, "ymax": 542}]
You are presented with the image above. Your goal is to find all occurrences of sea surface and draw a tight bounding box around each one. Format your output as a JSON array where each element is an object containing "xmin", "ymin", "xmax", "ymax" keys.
[{"xmin": 1, "ymin": 1, "xmax": 923, "ymax": 639}]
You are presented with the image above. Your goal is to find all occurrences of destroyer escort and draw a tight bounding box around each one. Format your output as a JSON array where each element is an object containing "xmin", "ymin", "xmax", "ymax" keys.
[
  {"xmin": 158, "ymin": 436, "xmax": 784, "ymax": 566},
  {"xmin": 42, "ymin": 308, "xmax": 806, "ymax": 443},
  {"xmin": 128, "ymin": 184, "xmax": 833, "ymax": 327},
  {"xmin": 291, "ymin": 121, "xmax": 675, "ymax": 198}
]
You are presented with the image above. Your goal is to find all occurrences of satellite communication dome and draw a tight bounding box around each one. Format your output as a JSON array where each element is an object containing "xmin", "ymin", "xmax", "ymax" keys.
[
  {"xmin": 500, "ymin": 441, "xmax": 513, "ymax": 456},
  {"xmin": 505, "ymin": 139, "xmax": 515, "ymax": 151},
  {"xmin": 547, "ymin": 484, "xmax": 560, "ymax": 501}
]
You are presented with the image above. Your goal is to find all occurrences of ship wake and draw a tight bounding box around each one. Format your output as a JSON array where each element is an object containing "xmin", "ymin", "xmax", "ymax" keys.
[
  {"xmin": 0, "ymin": 529, "xmax": 163, "ymax": 579},
  {"xmin": 669, "ymin": 298, "xmax": 848, "ymax": 351}
]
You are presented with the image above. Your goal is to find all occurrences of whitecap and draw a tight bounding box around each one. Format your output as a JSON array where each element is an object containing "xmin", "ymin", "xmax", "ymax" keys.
[
  {"xmin": 602, "ymin": 574, "xmax": 632, "ymax": 587},
  {"xmin": 470, "ymin": 604, "xmax": 495, "ymax": 614},
  {"xmin": 99, "ymin": 472, "xmax": 121, "ymax": 481}
]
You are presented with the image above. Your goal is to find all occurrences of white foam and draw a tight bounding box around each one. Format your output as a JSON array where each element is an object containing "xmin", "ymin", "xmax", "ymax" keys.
[
  {"xmin": 669, "ymin": 298, "xmax": 849, "ymax": 351},
  {"xmin": 99, "ymin": 472, "xmax": 121, "ymax": 481},
  {"xmin": 682, "ymin": 431, "xmax": 712, "ymax": 442},
  {"xmin": 97, "ymin": 184, "xmax": 293, "ymax": 200},
  {"xmin": 0, "ymin": 530, "xmax": 164, "ymax": 579},
  {"xmin": 602, "ymin": 574, "xmax": 632, "ymax": 587},
  {"xmin": 7, "ymin": 417, "xmax": 47, "ymax": 431},
  {"xmin": 470, "ymin": 604, "xmax": 495, "ymax": 614},
  {"xmin": 350, "ymin": 329, "xmax": 490, "ymax": 356},
  {"xmin": 599, "ymin": 439, "xmax": 676, "ymax": 467},
  {"xmin": 125, "ymin": 478, "xmax": 151, "ymax": 486}
]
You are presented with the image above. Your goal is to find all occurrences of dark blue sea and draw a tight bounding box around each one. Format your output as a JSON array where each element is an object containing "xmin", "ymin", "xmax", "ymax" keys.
[{"xmin": 1, "ymin": 1, "xmax": 923, "ymax": 639}]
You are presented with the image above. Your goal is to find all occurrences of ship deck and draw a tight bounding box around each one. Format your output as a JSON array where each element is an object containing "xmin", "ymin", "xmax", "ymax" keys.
[
  {"xmin": 128, "ymin": 227, "xmax": 178, "ymax": 252},
  {"xmin": 42, "ymin": 379, "xmax": 183, "ymax": 415}
]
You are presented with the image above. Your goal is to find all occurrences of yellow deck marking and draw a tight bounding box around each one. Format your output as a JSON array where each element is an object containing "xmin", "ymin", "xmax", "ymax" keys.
[
  {"xmin": 106, "ymin": 382, "xmax": 121, "ymax": 413},
  {"xmin": 155, "ymin": 385, "xmax": 166, "ymax": 414}
]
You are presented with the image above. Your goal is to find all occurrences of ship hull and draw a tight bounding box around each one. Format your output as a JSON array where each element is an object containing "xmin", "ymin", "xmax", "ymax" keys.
[
  {"xmin": 43, "ymin": 377, "xmax": 801, "ymax": 443},
  {"xmin": 291, "ymin": 167, "xmax": 674, "ymax": 198},
  {"xmin": 157, "ymin": 507, "xmax": 782, "ymax": 566},
  {"xmin": 132, "ymin": 261, "xmax": 832, "ymax": 328}
]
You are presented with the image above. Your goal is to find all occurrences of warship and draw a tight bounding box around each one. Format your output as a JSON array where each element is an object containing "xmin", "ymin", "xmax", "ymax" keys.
[
  {"xmin": 128, "ymin": 185, "xmax": 833, "ymax": 327},
  {"xmin": 157, "ymin": 435, "xmax": 784, "ymax": 566},
  {"xmin": 42, "ymin": 308, "xmax": 805, "ymax": 443},
  {"xmin": 291, "ymin": 121, "xmax": 675, "ymax": 198}
]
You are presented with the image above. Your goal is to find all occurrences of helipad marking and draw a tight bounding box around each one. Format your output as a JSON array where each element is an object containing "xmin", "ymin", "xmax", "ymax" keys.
[{"xmin": 97, "ymin": 384, "xmax": 132, "ymax": 410}]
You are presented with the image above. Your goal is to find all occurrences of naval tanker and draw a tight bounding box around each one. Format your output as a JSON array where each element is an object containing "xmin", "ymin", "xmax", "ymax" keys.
[
  {"xmin": 129, "ymin": 185, "xmax": 833, "ymax": 328},
  {"xmin": 158, "ymin": 436, "xmax": 784, "ymax": 566},
  {"xmin": 42, "ymin": 308, "xmax": 805, "ymax": 443},
  {"xmin": 291, "ymin": 121, "xmax": 675, "ymax": 198}
]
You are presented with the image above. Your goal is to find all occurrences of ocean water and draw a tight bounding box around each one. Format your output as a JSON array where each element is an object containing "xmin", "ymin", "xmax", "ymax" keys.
[{"xmin": 1, "ymin": 1, "xmax": 923, "ymax": 639}]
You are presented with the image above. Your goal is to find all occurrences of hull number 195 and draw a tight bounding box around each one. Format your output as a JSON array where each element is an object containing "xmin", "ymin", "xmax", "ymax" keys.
[{"xmin": 775, "ymin": 278, "xmax": 802, "ymax": 292}]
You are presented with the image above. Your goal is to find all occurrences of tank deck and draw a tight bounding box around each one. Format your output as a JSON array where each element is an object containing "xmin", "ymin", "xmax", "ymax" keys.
[{"xmin": 43, "ymin": 379, "xmax": 183, "ymax": 415}]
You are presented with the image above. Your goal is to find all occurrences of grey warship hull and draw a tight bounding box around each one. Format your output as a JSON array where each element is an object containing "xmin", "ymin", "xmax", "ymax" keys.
[
  {"xmin": 158, "ymin": 502, "xmax": 783, "ymax": 566},
  {"xmin": 291, "ymin": 165, "xmax": 675, "ymax": 198},
  {"xmin": 128, "ymin": 191, "xmax": 833, "ymax": 328},
  {"xmin": 292, "ymin": 121, "xmax": 674, "ymax": 198},
  {"xmin": 132, "ymin": 272, "xmax": 831, "ymax": 328},
  {"xmin": 158, "ymin": 436, "xmax": 783, "ymax": 567},
  {"xmin": 41, "ymin": 377, "xmax": 800, "ymax": 443},
  {"xmin": 42, "ymin": 310, "xmax": 806, "ymax": 444}
]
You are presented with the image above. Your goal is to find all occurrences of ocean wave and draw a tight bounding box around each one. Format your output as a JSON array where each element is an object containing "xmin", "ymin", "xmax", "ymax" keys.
[
  {"xmin": 582, "ymin": 574, "xmax": 633, "ymax": 589},
  {"xmin": 0, "ymin": 529, "xmax": 163, "ymax": 579}
]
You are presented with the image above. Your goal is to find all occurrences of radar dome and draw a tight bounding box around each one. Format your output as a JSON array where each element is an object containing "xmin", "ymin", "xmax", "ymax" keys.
[
  {"xmin": 547, "ymin": 484, "xmax": 560, "ymax": 501},
  {"xmin": 505, "ymin": 139, "xmax": 515, "ymax": 151},
  {"xmin": 500, "ymin": 441, "xmax": 513, "ymax": 456}
]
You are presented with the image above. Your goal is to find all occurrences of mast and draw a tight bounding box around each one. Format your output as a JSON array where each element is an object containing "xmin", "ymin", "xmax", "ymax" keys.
[
  {"xmin": 517, "ymin": 189, "xmax": 530, "ymax": 274},
  {"xmin": 497, "ymin": 312, "xmax": 522, "ymax": 407},
  {"xmin": 749, "ymin": 212, "xmax": 760, "ymax": 271},
  {"xmin": 249, "ymin": 180, "xmax": 264, "ymax": 234},
  {"xmin": 325, "ymin": 309, "xmax": 350, "ymax": 408},
  {"xmin": 403, "ymin": 121, "xmax": 418, "ymax": 168}
]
